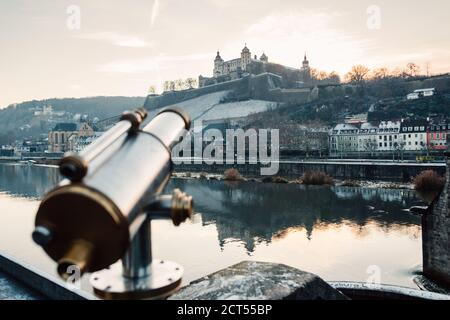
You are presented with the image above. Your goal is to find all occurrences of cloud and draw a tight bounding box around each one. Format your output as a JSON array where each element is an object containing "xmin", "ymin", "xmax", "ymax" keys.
[
  {"xmin": 97, "ymin": 53, "xmax": 211, "ymax": 74},
  {"xmin": 75, "ymin": 32, "xmax": 151, "ymax": 48},
  {"xmin": 68, "ymin": 84, "xmax": 82, "ymax": 91},
  {"xmin": 243, "ymin": 11, "xmax": 375, "ymax": 74},
  {"xmin": 98, "ymin": 59, "xmax": 162, "ymax": 74}
]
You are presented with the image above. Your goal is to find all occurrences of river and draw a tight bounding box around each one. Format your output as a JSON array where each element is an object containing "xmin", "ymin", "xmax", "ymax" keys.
[{"xmin": 0, "ymin": 163, "xmax": 427, "ymax": 292}]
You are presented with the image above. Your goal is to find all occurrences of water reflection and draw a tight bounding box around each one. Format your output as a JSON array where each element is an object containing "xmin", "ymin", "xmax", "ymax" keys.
[
  {"xmin": 166, "ymin": 179, "xmax": 423, "ymax": 253},
  {"xmin": 0, "ymin": 164, "xmax": 60, "ymax": 199},
  {"xmin": 0, "ymin": 164, "xmax": 423, "ymax": 255},
  {"xmin": 0, "ymin": 164, "xmax": 426, "ymax": 288}
]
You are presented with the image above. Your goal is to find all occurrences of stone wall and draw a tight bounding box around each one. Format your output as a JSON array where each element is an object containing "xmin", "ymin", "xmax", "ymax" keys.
[
  {"xmin": 423, "ymin": 156, "xmax": 450, "ymax": 287},
  {"xmin": 144, "ymin": 77, "xmax": 250, "ymax": 110},
  {"xmin": 144, "ymin": 73, "xmax": 313, "ymax": 111}
]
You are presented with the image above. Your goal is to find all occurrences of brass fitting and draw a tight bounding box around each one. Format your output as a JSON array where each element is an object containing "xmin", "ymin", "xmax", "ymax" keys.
[{"xmin": 171, "ymin": 189, "xmax": 193, "ymax": 226}]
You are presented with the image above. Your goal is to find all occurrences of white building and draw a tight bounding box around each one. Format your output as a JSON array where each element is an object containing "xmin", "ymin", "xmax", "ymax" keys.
[
  {"xmin": 377, "ymin": 121, "xmax": 401, "ymax": 152},
  {"xmin": 400, "ymin": 120, "xmax": 427, "ymax": 151},
  {"xmin": 330, "ymin": 119, "xmax": 431, "ymax": 155},
  {"xmin": 357, "ymin": 123, "xmax": 378, "ymax": 152},
  {"xmin": 407, "ymin": 88, "xmax": 435, "ymax": 100},
  {"xmin": 330, "ymin": 124, "xmax": 359, "ymax": 155}
]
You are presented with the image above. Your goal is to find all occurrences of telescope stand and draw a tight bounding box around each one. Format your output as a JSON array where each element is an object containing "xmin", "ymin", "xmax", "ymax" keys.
[
  {"xmin": 90, "ymin": 218, "xmax": 183, "ymax": 300},
  {"xmin": 90, "ymin": 189, "xmax": 193, "ymax": 300}
]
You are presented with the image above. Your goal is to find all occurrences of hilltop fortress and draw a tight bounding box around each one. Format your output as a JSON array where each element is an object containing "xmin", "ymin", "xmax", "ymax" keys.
[
  {"xmin": 199, "ymin": 45, "xmax": 313, "ymax": 88},
  {"xmin": 145, "ymin": 45, "xmax": 319, "ymax": 113}
]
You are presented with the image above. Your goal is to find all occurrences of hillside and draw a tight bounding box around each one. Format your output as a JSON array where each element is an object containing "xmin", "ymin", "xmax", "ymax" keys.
[
  {"xmin": 0, "ymin": 96, "xmax": 145, "ymax": 143},
  {"xmin": 147, "ymin": 90, "xmax": 278, "ymax": 125}
]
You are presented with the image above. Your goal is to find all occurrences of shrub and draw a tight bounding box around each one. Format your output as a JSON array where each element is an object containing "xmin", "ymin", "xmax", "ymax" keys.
[
  {"xmin": 224, "ymin": 168, "xmax": 243, "ymax": 181},
  {"xmin": 301, "ymin": 171, "xmax": 334, "ymax": 186},
  {"xmin": 414, "ymin": 170, "xmax": 445, "ymax": 192}
]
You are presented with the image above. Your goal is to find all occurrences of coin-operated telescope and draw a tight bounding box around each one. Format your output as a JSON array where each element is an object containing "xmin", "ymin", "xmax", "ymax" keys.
[{"xmin": 32, "ymin": 107, "xmax": 193, "ymax": 300}]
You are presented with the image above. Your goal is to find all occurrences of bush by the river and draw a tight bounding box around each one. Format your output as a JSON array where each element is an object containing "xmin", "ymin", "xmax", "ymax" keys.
[
  {"xmin": 414, "ymin": 170, "xmax": 445, "ymax": 192},
  {"xmin": 224, "ymin": 168, "xmax": 243, "ymax": 181},
  {"xmin": 301, "ymin": 171, "xmax": 334, "ymax": 186}
]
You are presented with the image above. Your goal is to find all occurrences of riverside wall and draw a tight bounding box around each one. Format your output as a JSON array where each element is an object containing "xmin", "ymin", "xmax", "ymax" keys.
[{"xmin": 174, "ymin": 160, "xmax": 446, "ymax": 182}]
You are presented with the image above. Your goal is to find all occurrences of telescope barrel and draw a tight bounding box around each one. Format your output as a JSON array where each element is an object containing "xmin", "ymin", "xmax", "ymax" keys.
[
  {"xmin": 33, "ymin": 107, "xmax": 191, "ymax": 280},
  {"xmin": 142, "ymin": 108, "xmax": 190, "ymax": 149},
  {"xmin": 59, "ymin": 109, "xmax": 148, "ymax": 182}
]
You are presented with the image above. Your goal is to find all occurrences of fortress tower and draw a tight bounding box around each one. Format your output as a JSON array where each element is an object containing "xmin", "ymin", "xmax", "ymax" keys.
[
  {"xmin": 301, "ymin": 53, "xmax": 311, "ymax": 83},
  {"xmin": 214, "ymin": 51, "xmax": 224, "ymax": 77},
  {"xmin": 240, "ymin": 44, "xmax": 251, "ymax": 71}
]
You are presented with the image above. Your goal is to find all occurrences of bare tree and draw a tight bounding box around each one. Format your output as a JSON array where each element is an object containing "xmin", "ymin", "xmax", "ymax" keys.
[
  {"xmin": 326, "ymin": 71, "xmax": 341, "ymax": 84},
  {"xmin": 345, "ymin": 65, "xmax": 370, "ymax": 85},
  {"xmin": 185, "ymin": 78, "xmax": 198, "ymax": 89},
  {"xmin": 364, "ymin": 138, "xmax": 378, "ymax": 157},
  {"xmin": 394, "ymin": 141, "xmax": 407, "ymax": 161},
  {"xmin": 174, "ymin": 79, "xmax": 186, "ymax": 91},
  {"xmin": 148, "ymin": 85, "xmax": 157, "ymax": 94},
  {"xmin": 163, "ymin": 81, "xmax": 175, "ymax": 92},
  {"xmin": 371, "ymin": 67, "xmax": 390, "ymax": 80},
  {"xmin": 405, "ymin": 63, "xmax": 421, "ymax": 78}
]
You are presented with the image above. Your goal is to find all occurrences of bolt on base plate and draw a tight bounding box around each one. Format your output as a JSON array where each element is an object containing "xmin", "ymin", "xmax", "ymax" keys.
[{"xmin": 90, "ymin": 259, "xmax": 183, "ymax": 300}]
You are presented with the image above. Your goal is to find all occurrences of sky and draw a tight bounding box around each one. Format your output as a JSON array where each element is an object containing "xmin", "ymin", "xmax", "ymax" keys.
[{"xmin": 1, "ymin": 0, "xmax": 450, "ymax": 108}]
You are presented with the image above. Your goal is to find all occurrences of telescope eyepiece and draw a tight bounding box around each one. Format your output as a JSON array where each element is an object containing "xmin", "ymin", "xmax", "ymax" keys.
[
  {"xmin": 32, "ymin": 226, "xmax": 53, "ymax": 247},
  {"xmin": 59, "ymin": 154, "xmax": 88, "ymax": 182}
]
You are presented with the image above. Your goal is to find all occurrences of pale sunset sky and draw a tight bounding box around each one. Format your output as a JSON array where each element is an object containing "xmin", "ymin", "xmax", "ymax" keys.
[{"xmin": 1, "ymin": 0, "xmax": 450, "ymax": 107}]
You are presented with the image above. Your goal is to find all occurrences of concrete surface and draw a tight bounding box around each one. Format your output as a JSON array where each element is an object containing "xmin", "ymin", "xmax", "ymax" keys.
[{"xmin": 0, "ymin": 271, "xmax": 43, "ymax": 300}]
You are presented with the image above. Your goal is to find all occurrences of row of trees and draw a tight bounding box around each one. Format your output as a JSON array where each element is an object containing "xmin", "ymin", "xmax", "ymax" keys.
[
  {"xmin": 344, "ymin": 62, "xmax": 427, "ymax": 85},
  {"xmin": 310, "ymin": 69, "xmax": 341, "ymax": 85},
  {"xmin": 148, "ymin": 78, "xmax": 199, "ymax": 94}
]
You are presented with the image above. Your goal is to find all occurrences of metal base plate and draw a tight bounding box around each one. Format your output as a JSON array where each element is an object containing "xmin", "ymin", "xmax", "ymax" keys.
[{"xmin": 90, "ymin": 259, "xmax": 183, "ymax": 300}]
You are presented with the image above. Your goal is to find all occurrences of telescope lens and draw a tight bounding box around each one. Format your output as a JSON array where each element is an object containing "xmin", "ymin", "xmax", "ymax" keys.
[{"xmin": 60, "ymin": 163, "xmax": 78, "ymax": 179}]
